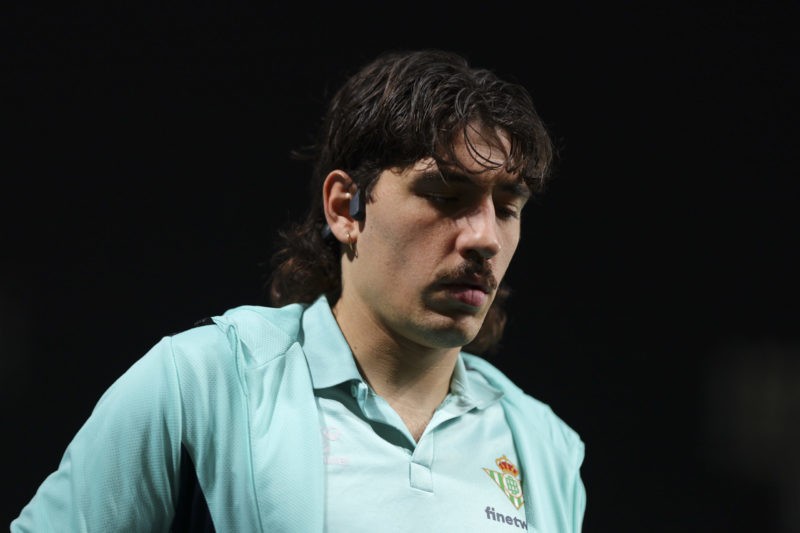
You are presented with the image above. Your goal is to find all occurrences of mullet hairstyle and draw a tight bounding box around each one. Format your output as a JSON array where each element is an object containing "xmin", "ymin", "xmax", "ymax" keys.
[{"xmin": 267, "ymin": 49, "xmax": 554, "ymax": 355}]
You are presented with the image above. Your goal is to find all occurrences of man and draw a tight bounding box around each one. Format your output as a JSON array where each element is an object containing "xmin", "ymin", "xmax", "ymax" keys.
[{"xmin": 12, "ymin": 49, "xmax": 585, "ymax": 532}]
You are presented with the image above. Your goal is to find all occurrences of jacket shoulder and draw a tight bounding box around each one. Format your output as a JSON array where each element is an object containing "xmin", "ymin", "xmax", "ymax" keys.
[
  {"xmin": 462, "ymin": 353, "xmax": 584, "ymax": 456},
  {"xmin": 163, "ymin": 303, "xmax": 309, "ymax": 384}
]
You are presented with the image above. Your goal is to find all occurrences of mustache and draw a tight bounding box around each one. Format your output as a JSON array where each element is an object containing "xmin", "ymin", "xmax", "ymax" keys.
[{"xmin": 437, "ymin": 261, "xmax": 499, "ymax": 292}]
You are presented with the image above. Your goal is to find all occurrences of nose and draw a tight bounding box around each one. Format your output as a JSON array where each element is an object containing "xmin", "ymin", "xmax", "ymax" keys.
[{"xmin": 455, "ymin": 197, "xmax": 501, "ymax": 260}]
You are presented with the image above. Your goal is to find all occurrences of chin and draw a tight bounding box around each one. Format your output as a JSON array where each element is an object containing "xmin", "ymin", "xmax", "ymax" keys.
[{"xmin": 416, "ymin": 314, "xmax": 483, "ymax": 349}]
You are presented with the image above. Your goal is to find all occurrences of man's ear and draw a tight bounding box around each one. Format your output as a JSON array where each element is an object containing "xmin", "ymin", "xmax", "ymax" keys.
[{"xmin": 322, "ymin": 170, "xmax": 360, "ymax": 243}]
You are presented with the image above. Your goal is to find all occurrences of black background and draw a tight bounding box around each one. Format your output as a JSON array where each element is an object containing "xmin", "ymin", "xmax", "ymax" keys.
[{"xmin": 3, "ymin": 2, "xmax": 799, "ymax": 531}]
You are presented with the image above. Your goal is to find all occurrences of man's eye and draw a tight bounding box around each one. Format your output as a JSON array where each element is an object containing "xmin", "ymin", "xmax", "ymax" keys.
[
  {"xmin": 423, "ymin": 193, "xmax": 458, "ymax": 204},
  {"xmin": 496, "ymin": 204, "xmax": 521, "ymax": 220}
]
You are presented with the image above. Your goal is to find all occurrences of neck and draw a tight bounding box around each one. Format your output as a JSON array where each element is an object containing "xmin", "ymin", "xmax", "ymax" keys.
[{"xmin": 332, "ymin": 295, "xmax": 460, "ymax": 440}]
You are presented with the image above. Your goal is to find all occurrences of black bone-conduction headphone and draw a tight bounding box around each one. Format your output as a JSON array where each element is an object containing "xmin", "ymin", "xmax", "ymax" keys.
[
  {"xmin": 349, "ymin": 187, "xmax": 366, "ymax": 221},
  {"xmin": 321, "ymin": 186, "xmax": 366, "ymax": 239}
]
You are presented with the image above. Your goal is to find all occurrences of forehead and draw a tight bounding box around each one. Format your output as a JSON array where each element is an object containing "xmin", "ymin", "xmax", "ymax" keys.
[{"xmin": 407, "ymin": 125, "xmax": 524, "ymax": 187}]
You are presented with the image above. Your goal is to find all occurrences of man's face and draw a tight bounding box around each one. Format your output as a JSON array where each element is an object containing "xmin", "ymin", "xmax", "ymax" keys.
[{"xmin": 341, "ymin": 127, "xmax": 530, "ymax": 351}]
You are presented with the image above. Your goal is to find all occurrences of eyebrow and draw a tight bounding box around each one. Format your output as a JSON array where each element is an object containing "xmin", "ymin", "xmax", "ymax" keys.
[{"xmin": 417, "ymin": 169, "xmax": 532, "ymax": 199}]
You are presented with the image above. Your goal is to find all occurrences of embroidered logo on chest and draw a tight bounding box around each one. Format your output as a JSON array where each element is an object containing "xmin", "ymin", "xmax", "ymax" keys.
[
  {"xmin": 483, "ymin": 455, "xmax": 524, "ymax": 509},
  {"xmin": 321, "ymin": 426, "xmax": 349, "ymax": 466}
]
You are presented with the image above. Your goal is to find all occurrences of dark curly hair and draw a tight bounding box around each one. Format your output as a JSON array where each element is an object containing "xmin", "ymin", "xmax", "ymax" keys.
[{"xmin": 267, "ymin": 49, "xmax": 554, "ymax": 354}]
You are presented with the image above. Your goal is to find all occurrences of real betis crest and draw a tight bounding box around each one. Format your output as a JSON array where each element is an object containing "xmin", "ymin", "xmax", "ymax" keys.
[{"xmin": 483, "ymin": 455, "xmax": 524, "ymax": 510}]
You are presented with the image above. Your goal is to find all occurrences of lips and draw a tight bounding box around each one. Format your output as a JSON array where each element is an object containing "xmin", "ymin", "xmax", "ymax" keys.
[
  {"xmin": 443, "ymin": 284, "xmax": 489, "ymax": 307},
  {"xmin": 439, "ymin": 276, "xmax": 493, "ymax": 308}
]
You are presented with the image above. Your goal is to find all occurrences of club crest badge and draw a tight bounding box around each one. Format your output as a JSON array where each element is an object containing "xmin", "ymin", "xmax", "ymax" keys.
[{"xmin": 483, "ymin": 455, "xmax": 524, "ymax": 509}]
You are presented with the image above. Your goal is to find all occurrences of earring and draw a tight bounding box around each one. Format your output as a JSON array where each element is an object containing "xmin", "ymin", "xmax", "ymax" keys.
[{"xmin": 346, "ymin": 231, "xmax": 358, "ymax": 258}]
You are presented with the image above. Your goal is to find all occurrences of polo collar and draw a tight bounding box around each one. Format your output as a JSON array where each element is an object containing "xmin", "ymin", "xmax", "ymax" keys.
[{"xmin": 301, "ymin": 295, "xmax": 502, "ymax": 408}]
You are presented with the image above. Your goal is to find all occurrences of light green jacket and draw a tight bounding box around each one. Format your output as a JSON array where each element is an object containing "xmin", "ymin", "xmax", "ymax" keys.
[{"xmin": 12, "ymin": 297, "xmax": 585, "ymax": 532}]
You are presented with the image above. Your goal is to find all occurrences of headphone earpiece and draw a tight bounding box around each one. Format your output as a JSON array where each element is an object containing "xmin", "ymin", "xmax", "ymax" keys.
[
  {"xmin": 321, "ymin": 186, "xmax": 365, "ymax": 239},
  {"xmin": 349, "ymin": 188, "xmax": 366, "ymax": 221}
]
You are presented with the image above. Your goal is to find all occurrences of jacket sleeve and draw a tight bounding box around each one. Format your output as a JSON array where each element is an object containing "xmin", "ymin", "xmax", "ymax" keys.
[
  {"xmin": 11, "ymin": 336, "xmax": 184, "ymax": 533},
  {"xmin": 571, "ymin": 439, "xmax": 587, "ymax": 532}
]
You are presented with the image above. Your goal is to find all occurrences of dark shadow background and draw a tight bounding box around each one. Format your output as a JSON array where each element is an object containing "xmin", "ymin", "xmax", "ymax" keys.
[{"xmin": 3, "ymin": 2, "xmax": 799, "ymax": 531}]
